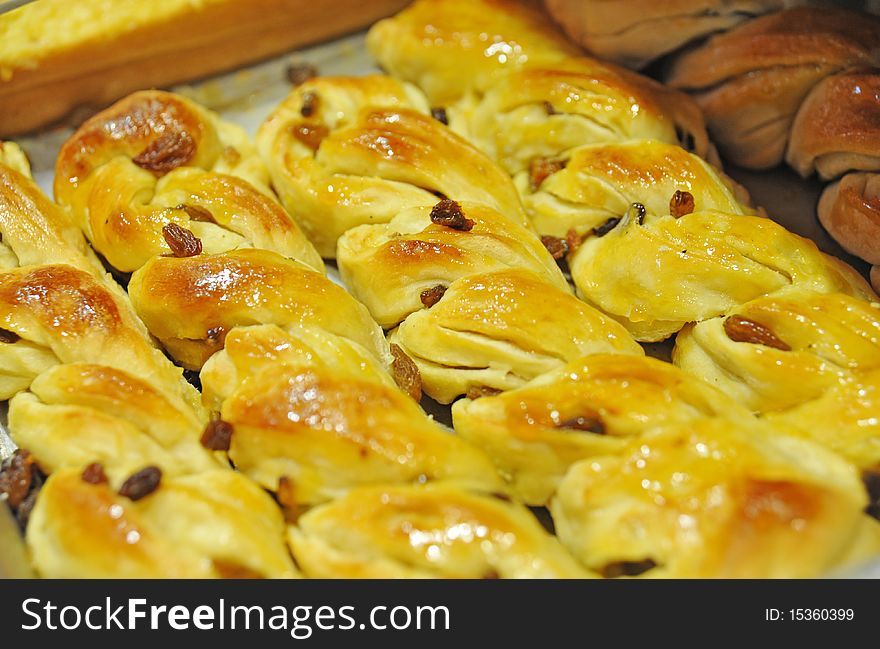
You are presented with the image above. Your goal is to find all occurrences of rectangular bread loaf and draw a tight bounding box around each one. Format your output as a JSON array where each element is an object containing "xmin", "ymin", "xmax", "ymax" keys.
[{"xmin": 0, "ymin": 0, "xmax": 410, "ymax": 136}]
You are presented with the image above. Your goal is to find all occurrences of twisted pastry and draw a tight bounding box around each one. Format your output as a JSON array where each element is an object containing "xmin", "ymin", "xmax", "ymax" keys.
[
  {"xmin": 550, "ymin": 419, "xmax": 878, "ymax": 578},
  {"xmin": 517, "ymin": 139, "xmax": 754, "ymax": 238},
  {"xmin": 452, "ymin": 354, "xmax": 750, "ymax": 505},
  {"xmin": 387, "ymin": 268, "xmax": 643, "ymax": 403},
  {"xmin": 289, "ymin": 483, "xmax": 589, "ymax": 578},
  {"xmin": 568, "ymin": 208, "xmax": 876, "ymax": 341},
  {"xmin": 257, "ymin": 75, "xmax": 529, "ymax": 257},
  {"xmin": 195, "ymin": 324, "xmax": 504, "ymax": 505},
  {"xmin": 27, "ymin": 467, "xmax": 299, "ymax": 578},
  {"xmin": 368, "ymin": 0, "xmax": 710, "ymax": 169},
  {"xmin": 673, "ymin": 289, "xmax": 880, "ymax": 412},
  {"xmin": 337, "ymin": 201, "xmax": 570, "ymax": 328},
  {"xmin": 260, "ymin": 76, "xmax": 645, "ymax": 404},
  {"xmin": 54, "ymin": 90, "xmax": 322, "ymax": 273},
  {"xmin": 127, "ymin": 249, "xmax": 387, "ymax": 371},
  {"xmin": 543, "ymin": 0, "xmax": 787, "ymax": 70}
]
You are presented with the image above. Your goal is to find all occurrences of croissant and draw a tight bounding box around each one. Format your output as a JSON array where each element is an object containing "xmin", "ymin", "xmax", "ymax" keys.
[
  {"xmin": 387, "ymin": 269, "xmax": 644, "ymax": 403},
  {"xmin": 673, "ymin": 289, "xmax": 880, "ymax": 412},
  {"xmin": 452, "ymin": 354, "xmax": 750, "ymax": 505},
  {"xmin": 665, "ymin": 7, "xmax": 880, "ymax": 170},
  {"xmin": 568, "ymin": 209, "xmax": 876, "ymax": 341},
  {"xmin": 543, "ymin": 0, "xmax": 787, "ymax": 70},
  {"xmin": 551, "ymin": 419, "xmax": 877, "ymax": 578},
  {"xmin": 127, "ymin": 249, "xmax": 388, "ymax": 371},
  {"xmin": 257, "ymin": 75, "xmax": 529, "ymax": 257},
  {"xmin": 27, "ymin": 467, "xmax": 299, "ymax": 578},
  {"xmin": 337, "ymin": 201, "xmax": 569, "ymax": 328},
  {"xmin": 518, "ymin": 139, "xmax": 753, "ymax": 238},
  {"xmin": 54, "ymin": 90, "xmax": 322, "ymax": 273},
  {"xmin": 289, "ymin": 483, "xmax": 589, "ymax": 578}
]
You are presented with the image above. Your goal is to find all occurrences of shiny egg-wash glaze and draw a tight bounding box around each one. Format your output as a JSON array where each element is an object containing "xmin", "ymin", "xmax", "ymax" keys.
[{"xmin": 368, "ymin": 0, "xmax": 880, "ymax": 577}]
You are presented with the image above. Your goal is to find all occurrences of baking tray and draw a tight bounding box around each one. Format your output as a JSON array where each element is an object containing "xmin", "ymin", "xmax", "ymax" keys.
[{"xmin": 1, "ymin": 30, "xmax": 878, "ymax": 579}]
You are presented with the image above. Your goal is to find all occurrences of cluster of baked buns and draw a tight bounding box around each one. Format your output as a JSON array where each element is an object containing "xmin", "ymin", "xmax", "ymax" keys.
[
  {"xmin": 1, "ymin": 0, "xmax": 879, "ymax": 578},
  {"xmin": 546, "ymin": 0, "xmax": 880, "ymax": 295}
]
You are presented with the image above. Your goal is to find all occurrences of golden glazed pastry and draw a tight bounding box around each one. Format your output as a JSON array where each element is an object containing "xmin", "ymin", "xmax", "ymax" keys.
[
  {"xmin": 568, "ymin": 209, "xmax": 877, "ymax": 341},
  {"xmin": 543, "ymin": 0, "xmax": 786, "ymax": 69},
  {"xmin": 0, "ymin": 264, "xmax": 202, "ymax": 416},
  {"xmin": 337, "ymin": 201, "xmax": 569, "ymax": 328},
  {"xmin": 289, "ymin": 483, "xmax": 589, "ymax": 578},
  {"xmin": 450, "ymin": 58, "xmax": 710, "ymax": 175},
  {"xmin": 765, "ymin": 369, "xmax": 880, "ymax": 471},
  {"xmin": 54, "ymin": 90, "xmax": 322, "ymax": 274},
  {"xmin": 199, "ymin": 324, "xmax": 396, "ymax": 413},
  {"xmin": 0, "ymin": 0, "xmax": 410, "ymax": 136},
  {"xmin": 518, "ymin": 139, "xmax": 753, "ymax": 239},
  {"xmin": 27, "ymin": 467, "xmax": 299, "ymax": 579},
  {"xmin": 673, "ymin": 290, "xmax": 880, "ymax": 413},
  {"xmin": 787, "ymin": 69, "xmax": 880, "ymax": 181},
  {"xmin": 551, "ymin": 419, "xmax": 874, "ymax": 578},
  {"xmin": 0, "ymin": 158, "xmax": 107, "ymax": 279},
  {"xmin": 8, "ymin": 363, "xmax": 217, "ymax": 483},
  {"xmin": 452, "ymin": 354, "xmax": 751, "ymax": 505},
  {"xmin": 257, "ymin": 75, "xmax": 530, "ymax": 258},
  {"xmin": 367, "ymin": 0, "xmax": 579, "ymax": 106},
  {"xmin": 388, "ymin": 269, "xmax": 644, "ymax": 404},
  {"xmin": 127, "ymin": 249, "xmax": 388, "ymax": 371},
  {"xmin": 665, "ymin": 7, "xmax": 880, "ymax": 169},
  {"xmin": 213, "ymin": 347, "xmax": 504, "ymax": 505}
]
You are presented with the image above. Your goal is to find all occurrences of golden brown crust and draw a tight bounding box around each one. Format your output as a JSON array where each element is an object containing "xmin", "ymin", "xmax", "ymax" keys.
[
  {"xmin": 551, "ymin": 419, "xmax": 870, "ymax": 578},
  {"xmin": 128, "ymin": 249, "xmax": 388, "ymax": 370},
  {"xmin": 257, "ymin": 76, "xmax": 530, "ymax": 257},
  {"xmin": 55, "ymin": 90, "xmax": 322, "ymax": 273},
  {"xmin": 367, "ymin": 0, "xmax": 579, "ymax": 105},
  {"xmin": 817, "ymin": 172, "xmax": 880, "ymax": 265},
  {"xmin": 26, "ymin": 468, "xmax": 299, "ymax": 578},
  {"xmin": 569, "ymin": 210, "xmax": 877, "ymax": 341},
  {"xmin": 337, "ymin": 202, "xmax": 569, "ymax": 328},
  {"xmin": 388, "ymin": 269, "xmax": 644, "ymax": 403},
  {"xmin": 0, "ymin": 0, "xmax": 410, "ymax": 137},
  {"xmin": 672, "ymin": 289, "xmax": 880, "ymax": 413},
  {"xmin": 452, "ymin": 354, "xmax": 751, "ymax": 504},
  {"xmin": 788, "ymin": 70, "xmax": 880, "ymax": 179},
  {"xmin": 289, "ymin": 483, "xmax": 590, "ymax": 578}
]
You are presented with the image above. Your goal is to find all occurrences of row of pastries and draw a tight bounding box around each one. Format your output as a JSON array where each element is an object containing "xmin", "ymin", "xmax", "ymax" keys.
[{"xmin": 1, "ymin": 0, "xmax": 879, "ymax": 578}]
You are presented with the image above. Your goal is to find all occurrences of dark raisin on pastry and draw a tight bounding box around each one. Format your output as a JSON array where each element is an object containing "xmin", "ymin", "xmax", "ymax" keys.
[
  {"xmin": 430, "ymin": 199, "xmax": 474, "ymax": 231},
  {"xmin": 723, "ymin": 316, "xmax": 791, "ymax": 351},
  {"xmin": 419, "ymin": 284, "xmax": 447, "ymax": 308},
  {"xmin": 132, "ymin": 131, "xmax": 196, "ymax": 174},
  {"xmin": 201, "ymin": 419, "xmax": 234, "ymax": 451},
  {"xmin": 286, "ymin": 62, "xmax": 317, "ymax": 86},
  {"xmin": 529, "ymin": 157, "xmax": 566, "ymax": 191},
  {"xmin": 81, "ymin": 462, "xmax": 108, "ymax": 485},
  {"xmin": 118, "ymin": 466, "xmax": 162, "ymax": 501},
  {"xmin": 541, "ymin": 235, "xmax": 569, "ymax": 260},
  {"xmin": 669, "ymin": 190, "xmax": 695, "ymax": 218},
  {"xmin": 0, "ymin": 328, "xmax": 20, "ymax": 343},
  {"xmin": 162, "ymin": 222, "xmax": 202, "ymax": 258},
  {"xmin": 390, "ymin": 343, "xmax": 422, "ymax": 402}
]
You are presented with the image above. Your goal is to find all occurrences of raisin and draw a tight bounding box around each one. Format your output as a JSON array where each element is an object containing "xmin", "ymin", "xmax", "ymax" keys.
[
  {"xmin": 419, "ymin": 284, "xmax": 447, "ymax": 308},
  {"xmin": 118, "ymin": 466, "xmax": 162, "ymax": 501},
  {"xmin": 132, "ymin": 131, "xmax": 196, "ymax": 174},
  {"xmin": 201, "ymin": 419, "xmax": 234, "ymax": 451},
  {"xmin": 162, "ymin": 222, "xmax": 202, "ymax": 257},
  {"xmin": 669, "ymin": 190, "xmax": 695, "ymax": 218},
  {"xmin": 81, "ymin": 462, "xmax": 108, "ymax": 485},
  {"xmin": 430, "ymin": 199, "xmax": 474, "ymax": 231},
  {"xmin": 390, "ymin": 344, "xmax": 422, "ymax": 402},
  {"xmin": 723, "ymin": 316, "xmax": 791, "ymax": 351}
]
